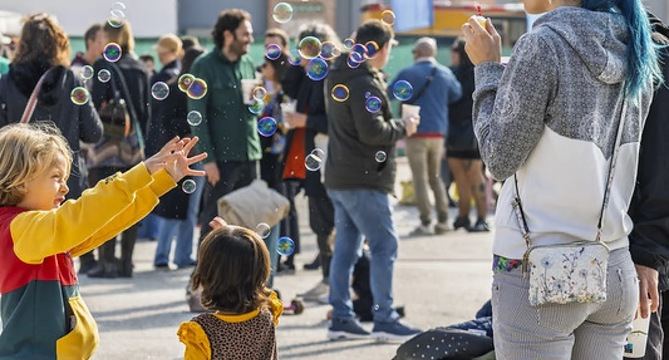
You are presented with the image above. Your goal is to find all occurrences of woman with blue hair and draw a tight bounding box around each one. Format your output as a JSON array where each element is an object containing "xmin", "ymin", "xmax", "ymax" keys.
[{"xmin": 463, "ymin": 0, "xmax": 662, "ymax": 358}]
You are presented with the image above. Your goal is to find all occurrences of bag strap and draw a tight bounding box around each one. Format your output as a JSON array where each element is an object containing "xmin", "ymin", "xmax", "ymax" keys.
[
  {"xmin": 108, "ymin": 62, "xmax": 144, "ymax": 149},
  {"xmin": 20, "ymin": 67, "xmax": 57, "ymax": 124},
  {"xmin": 405, "ymin": 65, "xmax": 437, "ymax": 104},
  {"xmin": 514, "ymin": 85, "xmax": 629, "ymax": 255}
]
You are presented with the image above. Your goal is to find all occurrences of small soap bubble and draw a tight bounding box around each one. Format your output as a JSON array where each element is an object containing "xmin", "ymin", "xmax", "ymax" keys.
[
  {"xmin": 248, "ymin": 99, "xmax": 265, "ymax": 115},
  {"xmin": 365, "ymin": 96, "xmax": 382, "ymax": 113},
  {"xmin": 305, "ymin": 57, "xmax": 328, "ymax": 81},
  {"xmin": 97, "ymin": 69, "xmax": 111, "ymax": 83},
  {"xmin": 375, "ymin": 151, "xmax": 387, "ymax": 163},
  {"xmin": 365, "ymin": 41, "xmax": 380, "ymax": 59},
  {"xmin": 187, "ymin": 111, "xmax": 202, "ymax": 126},
  {"xmin": 364, "ymin": 91, "xmax": 372, "ymax": 99},
  {"xmin": 182, "ymin": 179, "xmax": 197, "ymax": 194},
  {"xmin": 331, "ymin": 84, "xmax": 350, "ymax": 102},
  {"xmin": 392, "ymin": 80, "xmax": 414, "ymax": 101},
  {"xmin": 298, "ymin": 36, "xmax": 322, "ymax": 60},
  {"xmin": 265, "ymin": 44, "xmax": 282, "ymax": 60},
  {"xmin": 272, "ymin": 2, "xmax": 294, "ymax": 24},
  {"xmin": 187, "ymin": 78, "xmax": 208, "ymax": 100},
  {"xmin": 111, "ymin": 2, "xmax": 126, "ymax": 11},
  {"xmin": 311, "ymin": 148, "xmax": 325, "ymax": 159},
  {"xmin": 258, "ymin": 117, "xmax": 278, "ymax": 137},
  {"xmin": 103, "ymin": 42, "xmax": 122, "ymax": 62},
  {"xmin": 305, "ymin": 153, "xmax": 323, "ymax": 171},
  {"xmin": 178, "ymin": 73, "xmax": 195, "ymax": 93},
  {"xmin": 80, "ymin": 65, "xmax": 94, "ymax": 80},
  {"xmin": 151, "ymin": 81, "xmax": 170, "ymax": 101},
  {"xmin": 288, "ymin": 49, "xmax": 302, "ymax": 66},
  {"xmin": 107, "ymin": 9, "xmax": 126, "ymax": 28},
  {"xmin": 373, "ymin": 304, "xmax": 380, "ymax": 311},
  {"xmin": 381, "ymin": 10, "xmax": 396, "ymax": 25},
  {"xmin": 350, "ymin": 43, "xmax": 368, "ymax": 61},
  {"xmin": 256, "ymin": 223, "xmax": 272, "ymax": 239},
  {"xmin": 252, "ymin": 86, "xmax": 267, "ymax": 101},
  {"xmin": 343, "ymin": 38, "xmax": 355, "ymax": 49},
  {"xmin": 347, "ymin": 53, "xmax": 363, "ymax": 69},
  {"xmin": 70, "ymin": 87, "xmax": 90, "ymax": 105},
  {"xmin": 277, "ymin": 236, "xmax": 296, "ymax": 256},
  {"xmin": 320, "ymin": 41, "xmax": 340, "ymax": 60}
]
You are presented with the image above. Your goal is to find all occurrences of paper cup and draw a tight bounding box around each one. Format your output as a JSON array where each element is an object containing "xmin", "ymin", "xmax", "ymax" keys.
[
  {"xmin": 241, "ymin": 79, "xmax": 258, "ymax": 105},
  {"xmin": 624, "ymin": 315, "xmax": 651, "ymax": 358},
  {"xmin": 280, "ymin": 100, "xmax": 297, "ymax": 129},
  {"xmin": 402, "ymin": 104, "xmax": 421, "ymax": 125}
]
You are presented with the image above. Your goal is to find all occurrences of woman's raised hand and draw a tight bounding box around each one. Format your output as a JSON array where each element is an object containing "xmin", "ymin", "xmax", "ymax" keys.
[{"xmin": 462, "ymin": 17, "xmax": 502, "ymax": 65}]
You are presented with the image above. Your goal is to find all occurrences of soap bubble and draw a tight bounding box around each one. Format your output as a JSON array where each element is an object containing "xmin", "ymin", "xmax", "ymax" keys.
[
  {"xmin": 258, "ymin": 117, "xmax": 278, "ymax": 137},
  {"xmin": 320, "ymin": 41, "xmax": 340, "ymax": 60},
  {"xmin": 272, "ymin": 2, "xmax": 294, "ymax": 24},
  {"xmin": 305, "ymin": 58, "xmax": 328, "ymax": 81},
  {"xmin": 351, "ymin": 43, "xmax": 368, "ymax": 61},
  {"xmin": 381, "ymin": 10, "xmax": 396, "ymax": 25},
  {"xmin": 187, "ymin": 78, "xmax": 208, "ymax": 100},
  {"xmin": 277, "ymin": 236, "xmax": 296, "ymax": 256},
  {"xmin": 111, "ymin": 1, "xmax": 126, "ymax": 10},
  {"xmin": 151, "ymin": 81, "xmax": 170, "ymax": 101},
  {"xmin": 97, "ymin": 69, "xmax": 111, "ymax": 83},
  {"xmin": 305, "ymin": 153, "xmax": 323, "ymax": 171},
  {"xmin": 70, "ymin": 87, "xmax": 90, "ymax": 105},
  {"xmin": 343, "ymin": 38, "xmax": 355, "ymax": 49},
  {"xmin": 107, "ymin": 9, "xmax": 126, "ymax": 28},
  {"xmin": 187, "ymin": 111, "xmax": 202, "ymax": 126},
  {"xmin": 375, "ymin": 151, "xmax": 387, "ymax": 163},
  {"xmin": 103, "ymin": 42, "xmax": 122, "ymax": 63},
  {"xmin": 248, "ymin": 99, "xmax": 265, "ymax": 115},
  {"xmin": 331, "ymin": 84, "xmax": 350, "ymax": 102},
  {"xmin": 365, "ymin": 96, "xmax": 382, "ymax": 113},
  {"xmin": 256, "ymin": 223, "xmax": 271, "ymax": 239},
  {"xmin": 182, "ymin": 179, "xmax": 197, "ymax": 194},
  {"xmin": 298, "ymin": 36, "xmax": 322, "ymax": 60},
  {"xmin": 80, "ymin": 65, "xmax": 94, "ymax": 80},
  {"xmin": 311, "ymin": 148, "xmax": 325, "ymax": 158},
  {"xmin": 252, "ymin": 86, "xmax": 267, "ymax": 101},
  {"xmin": 392, "ymin": 80, "xmax": 414, "ymax": 102},
  {"xmin": 365, "ymin": 91, "xmax": 372, "ymax": 99},
  {"xmin": 365, "ymin": 41, "xmax": 380, "ymax": 59},
  {"xmin": 178, "ymin": 73, "xmax": 195, "ymax": 93},
  {"xmin": 265, "ymin": 43, "xmax": 282, "ymax": 61},
  {"xmin": 288, "ymin": 49, "xmax": 302, "ymax": 66},
  {"xmin": 347, "ymin": 52, "xmax": 363, "ymax": 69}
]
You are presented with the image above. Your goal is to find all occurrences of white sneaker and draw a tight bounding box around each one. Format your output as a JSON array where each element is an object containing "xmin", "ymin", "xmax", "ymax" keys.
[
  {"xmin": 299, "ymin": 281, "xmax": 329, "ymax": 302},
  {"xmin": 409, "ymin": 225, "xmax": 432, "ymax": 236}
]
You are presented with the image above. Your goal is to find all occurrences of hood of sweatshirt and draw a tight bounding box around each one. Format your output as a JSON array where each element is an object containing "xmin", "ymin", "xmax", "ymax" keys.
[{"xmin": 534, "ymin": 6, "xmax": 628, "ymax": 84}]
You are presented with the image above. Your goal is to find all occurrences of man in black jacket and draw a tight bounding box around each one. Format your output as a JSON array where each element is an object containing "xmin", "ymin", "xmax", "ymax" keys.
[
  {"xmin": 627, "ymin": 13, "xmax": 669, "ymax": 360},
  {"xmin": 324, "ymin": 20, "xmax": 420, "ymax": 341}
]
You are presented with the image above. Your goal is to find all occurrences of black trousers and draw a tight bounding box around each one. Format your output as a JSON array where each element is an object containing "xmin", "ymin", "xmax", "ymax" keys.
[
  {"xmin": 308, "ymin": 194, "xmax": 334, "ymax": 280},
  {"xmin": 627, "ymin": 290, "xmax": 669, "ymax": 360},
  {"xmin": 197, "ymin": 160, "xmax": 257, "ymax": 244}
]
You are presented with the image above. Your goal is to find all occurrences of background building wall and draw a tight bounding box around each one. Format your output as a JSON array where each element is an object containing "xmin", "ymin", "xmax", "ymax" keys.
[{"xmin": 0, "ymin": 0, "xmax": 178, "ymax": 37}]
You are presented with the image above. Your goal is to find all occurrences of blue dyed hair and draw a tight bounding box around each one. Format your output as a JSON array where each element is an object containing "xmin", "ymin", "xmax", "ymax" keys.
[{"xmin": 581, "ymin": 0, "xmax": 663, "ymax": 97}]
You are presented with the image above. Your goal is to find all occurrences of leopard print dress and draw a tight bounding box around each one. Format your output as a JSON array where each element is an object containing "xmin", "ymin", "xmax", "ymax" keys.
[{"xmin": 192, "ymin": 309, "xmax": 277, "ymax": 359}]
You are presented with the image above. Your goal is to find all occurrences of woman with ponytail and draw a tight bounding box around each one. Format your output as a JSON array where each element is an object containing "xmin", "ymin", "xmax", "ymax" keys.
[{"xmin": 462, "ymin": 0, "xmax": 661, "ymax": 358}]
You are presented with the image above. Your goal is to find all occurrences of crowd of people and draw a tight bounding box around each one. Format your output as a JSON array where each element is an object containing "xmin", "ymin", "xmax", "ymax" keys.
[{"xmin": 1, "ymin": 0, "xmax": 669, "ymax": 358}]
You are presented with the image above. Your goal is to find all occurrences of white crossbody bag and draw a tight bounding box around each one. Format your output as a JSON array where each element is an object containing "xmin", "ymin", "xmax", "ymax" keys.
[{"xmin": 514, "ymin": 88, "xmax": 628, "ymax": 307}]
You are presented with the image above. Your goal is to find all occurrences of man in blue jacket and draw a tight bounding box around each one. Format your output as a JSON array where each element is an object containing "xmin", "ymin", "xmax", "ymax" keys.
[{"xmin": 390, "ymin": 37, "xmax": 462, "ymax": 236}]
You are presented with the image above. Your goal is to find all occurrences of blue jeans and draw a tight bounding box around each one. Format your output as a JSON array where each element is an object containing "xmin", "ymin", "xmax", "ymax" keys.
[
  {"xmin": 139, "ymin": 214, "xmax": 162, "ymax": 240},
  {"xmin": 327, "ymin": 189, "xmax": 400, "ymax": 324},
  {"xmin": 264, "ymin": 225, "xmax": 279, "ymax": 289},
  {"xmin": 154, "ymin": 175, "xmax": 204, "ymax": 266}
]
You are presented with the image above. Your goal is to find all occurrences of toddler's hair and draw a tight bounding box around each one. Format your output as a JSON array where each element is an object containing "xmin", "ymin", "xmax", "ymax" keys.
[
  {"xmin": 0, "ymin": 123, "xmax": 72, "ymax": 206},
  {"xmin": 192, "ymin": 225, "xmax": 272, "ymax": 314}
]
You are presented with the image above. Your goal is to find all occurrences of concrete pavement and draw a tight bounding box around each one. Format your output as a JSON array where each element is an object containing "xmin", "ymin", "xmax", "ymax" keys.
[{"xmin": 79, "ymin": 158, "xmax": 495, "ymax": 359}]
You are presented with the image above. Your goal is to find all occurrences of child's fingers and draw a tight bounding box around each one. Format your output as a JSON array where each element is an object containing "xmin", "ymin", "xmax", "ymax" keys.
[
  {"xmin": 187, "ymin": 169, "xmax": 207, "ymax": 177},
  {"xmin": 186, "ymin": 152, "xmax": 208, "ymax": 165},
  {"xmin": 160, "ymin": 136, "xmax": 181, "ymax": 153},
  {"xmin": 182, "ymin": 136, "xmax": 200, "ymax": 155}
]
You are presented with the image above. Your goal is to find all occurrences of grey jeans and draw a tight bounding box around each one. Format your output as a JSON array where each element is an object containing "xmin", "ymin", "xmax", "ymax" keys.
[{"xmin": 492, "ymin": 248, "xmax": 639, "ymax": 360}]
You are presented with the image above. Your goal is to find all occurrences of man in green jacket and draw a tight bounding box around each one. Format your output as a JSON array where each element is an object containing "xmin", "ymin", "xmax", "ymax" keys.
[{"xmin": 189, "ymin": 9, "xmax": 261, "ymax": 241}]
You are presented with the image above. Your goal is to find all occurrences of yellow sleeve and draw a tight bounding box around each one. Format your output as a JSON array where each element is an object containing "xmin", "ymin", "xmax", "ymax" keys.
[
  {"xmin": 268, "ymin": 290, "xmax": 284, "ymax": 326},
  {"xmin": 70, "ymin": 169, "xmax": 176, "ymax": 257},
  {"xmin": 177, "ymin": 321, "xmax": 211, "ymax": 360},
  {"xmin": 10, "ymin": 164, "xmax": 175, "ymax": 264}
]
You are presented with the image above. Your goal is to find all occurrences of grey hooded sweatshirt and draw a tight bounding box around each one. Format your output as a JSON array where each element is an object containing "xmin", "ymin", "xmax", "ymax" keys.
[{"xmin": 473, "ymin": 6, "xmax": 654, "ymax": 259}]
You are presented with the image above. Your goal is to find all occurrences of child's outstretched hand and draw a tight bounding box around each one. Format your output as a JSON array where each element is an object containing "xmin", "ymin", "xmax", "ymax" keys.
[
  {"xmin": 209, "ymin": 216, "xmax": 227, "ymax": 230},
  {"xmin": 145, "ymin": 136, "xmax": 208, "ymax": 182}
]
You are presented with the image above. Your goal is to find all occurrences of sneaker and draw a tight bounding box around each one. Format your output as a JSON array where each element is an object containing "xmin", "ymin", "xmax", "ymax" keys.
[
  {"xmin": 453, "ymin": 216, "xmax": 472, "ymax": 231},
  {"xmin": 277, "ymin": 262, "xmax": 296, "ymax": 275},
  {"xmin": 328, "ymin": 318, "xmax": 370, "ymax": 340},
  {"xmin": 154, "ymin": 263, "xmax": 171, "ymax": 270},
  {"xmin": 303, "ymin": 255, "xmax": 321, "ymax": 271},
  {"xmin": 299, "ymin": 281, "xmax": 329, "ymax": 302},
  {"xmin": 409, "ymin": 224, "xmax": 432, "ymax": 236},
  {"xmin": 469, "ymin": 218, "xmax": 490, "ymax": 233},
  {"xmin": 434, "ymin": 222, "xmax": 450, "ymax": 234},
  {"xmin": 372, "ymin": 320, "xmax": 421, "ymax": 342},
  {"xmin": 176, "ymin": 260, "xmax": 197, "ymax": 269},
  {"xmin": 317, "ymin": 292, "xmax": 329, "ymax": 305}
]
